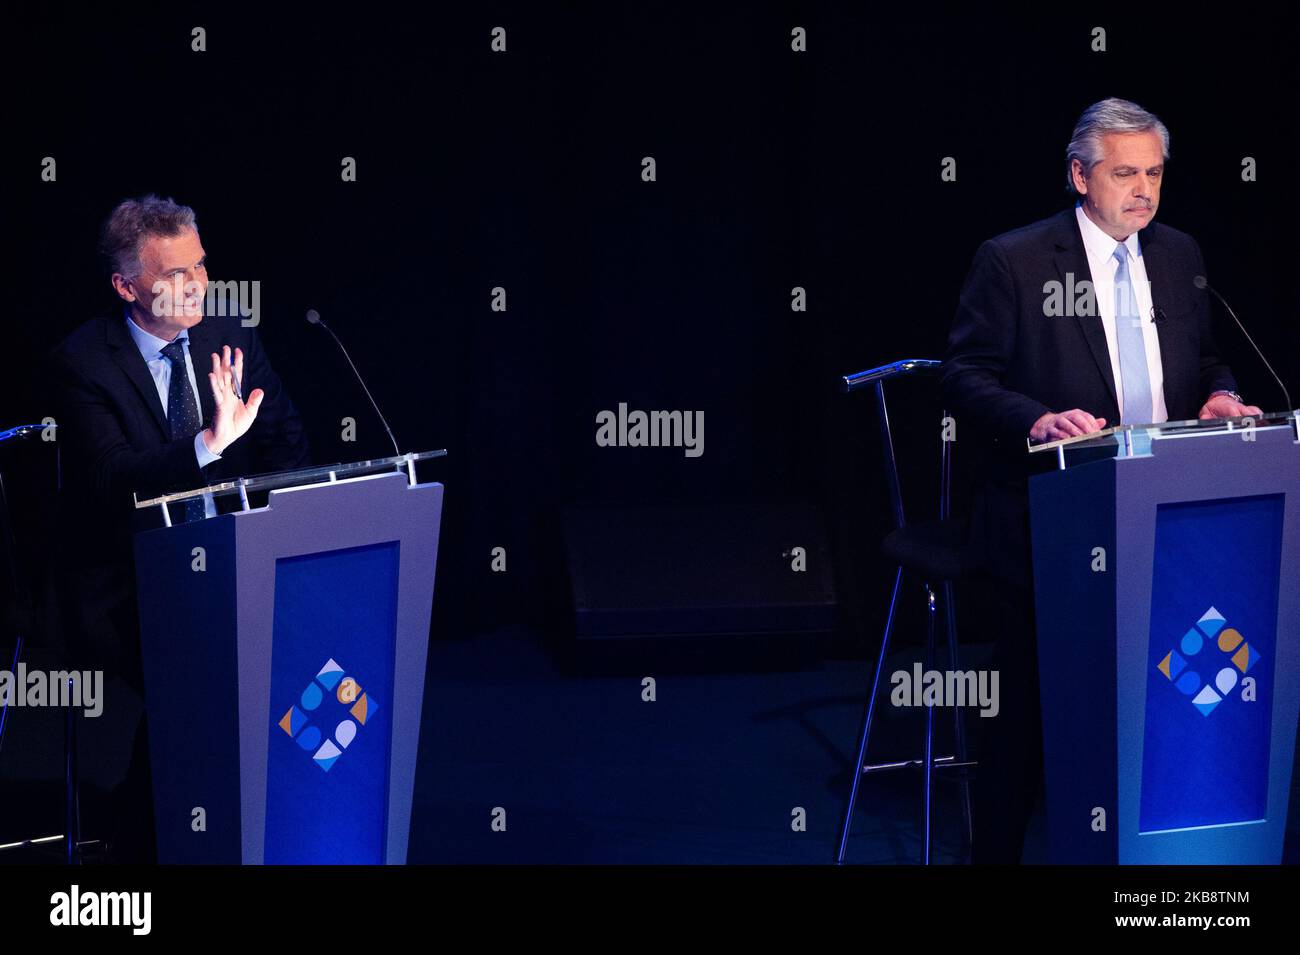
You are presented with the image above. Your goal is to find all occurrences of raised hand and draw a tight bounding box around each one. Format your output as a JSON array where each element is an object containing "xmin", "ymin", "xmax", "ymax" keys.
[{"xmin": 201, "ymin": 345, "xmax": 265, "ymax": 455}]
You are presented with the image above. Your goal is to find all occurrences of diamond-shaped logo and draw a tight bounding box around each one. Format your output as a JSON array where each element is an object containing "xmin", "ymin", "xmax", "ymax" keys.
[
  {"xmin": 1156, "ymin": 607, "xmax": 1259, "ymax": 717},
  {"xmin": 277, "ymin": 658, "xmax": 379, "ymax": 771}
]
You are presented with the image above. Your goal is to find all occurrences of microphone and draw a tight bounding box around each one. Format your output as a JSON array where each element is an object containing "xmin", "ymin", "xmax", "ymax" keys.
[
  {"xmin": 305, "ymin": 309, "xmax": 401, "ymax": 457},
  {"xmin": 1193, "ymin": 276, "xmax": 1293, "ymax": 413},
  {"xmin": 1151, "ymin": 306, "xmax": 1167, "ymax": 324}
]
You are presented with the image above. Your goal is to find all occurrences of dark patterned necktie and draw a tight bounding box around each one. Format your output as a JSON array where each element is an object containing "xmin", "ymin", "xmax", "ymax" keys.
[{"xmin": 160, "ymin": 338, "xmax": 206, "ymax": 523}]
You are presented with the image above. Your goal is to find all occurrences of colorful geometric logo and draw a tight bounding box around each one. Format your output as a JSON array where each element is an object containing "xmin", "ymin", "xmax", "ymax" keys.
[
  {"xmin": 1156, "ymin": 607, "xmax": 1260, "ymax": 717},
  {"xmin": 277, "ymin": 658, "xmax": 379, "ymax": 771}
]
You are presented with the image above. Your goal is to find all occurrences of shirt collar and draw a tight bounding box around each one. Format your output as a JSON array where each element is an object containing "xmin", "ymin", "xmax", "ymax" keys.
[
  {"xmin": 123, "ymin": 309, "xmax": 189, "ymax": 361},
  {"xmin": 1075, "ymin": 200, "xmax": 1141, "ymax": 266}
]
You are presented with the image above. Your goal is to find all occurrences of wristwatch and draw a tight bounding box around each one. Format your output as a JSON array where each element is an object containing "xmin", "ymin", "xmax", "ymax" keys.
[{"xmin": 1209, "ymin": 389, "xmax": 1244, "ymax": 404}]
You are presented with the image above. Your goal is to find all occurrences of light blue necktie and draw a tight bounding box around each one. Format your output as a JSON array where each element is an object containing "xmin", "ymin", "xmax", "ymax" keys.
[{"xmin": 1113, "ymin": 242, "xmax": 1152, "ymax": 424}]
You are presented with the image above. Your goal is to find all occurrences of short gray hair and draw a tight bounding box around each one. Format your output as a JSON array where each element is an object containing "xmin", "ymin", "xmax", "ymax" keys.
[
  {"xmin": 100, "ymin": 194, "xmax": 198, "ymax": 279},
  {"xmin": 1065, "ymin": 98, "xmax": 1170, "ymax": 194}
]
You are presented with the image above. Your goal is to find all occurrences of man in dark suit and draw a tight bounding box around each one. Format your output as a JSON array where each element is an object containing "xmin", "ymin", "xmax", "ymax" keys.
[
  {"xmin": 47, "ymin": 194, "xmax": 310, "ymax": 861},
  {"xmin": 941, "ymin": 98, "xmax": 1260, "ymax": 863}
]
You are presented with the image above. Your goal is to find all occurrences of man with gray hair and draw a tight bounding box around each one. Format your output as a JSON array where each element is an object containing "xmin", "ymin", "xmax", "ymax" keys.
[
  {"xmin": 941, "ymin": 97, "xmax": 1258, "ymax": 862},
  {"xmin": 46, "ymin": 194, "xmax": 310, "ymax": 862}
]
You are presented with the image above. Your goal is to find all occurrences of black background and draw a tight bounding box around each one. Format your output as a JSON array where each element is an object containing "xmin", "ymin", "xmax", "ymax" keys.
[{"xmin": 4, "ymin": 4, "xmax": 1297, "ymax": 648}]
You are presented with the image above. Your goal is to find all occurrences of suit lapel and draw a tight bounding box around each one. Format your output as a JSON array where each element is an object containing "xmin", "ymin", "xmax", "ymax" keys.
[
  {"xmin": 1139, "ymin": 222, "xmax": 1185, "ymax": 419},
  {"xmin": 1053, "ymin": 209, "xmax": 1119, "ymax": 409},
  {"xmin": 187, "ymin": 319, "xmax": 217, "ymax": 429},
  {"xmin": 108, "ymin": 316, "xmax": 170, "ymax": 440}
]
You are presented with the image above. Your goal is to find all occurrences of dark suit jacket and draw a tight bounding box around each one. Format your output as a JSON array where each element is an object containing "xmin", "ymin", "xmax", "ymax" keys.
[
  {"xmin": 46, "ymin": 313, "xmax": 310, "ymax": 681},
  {"xmin": 941, "ymin": 207, "xmax": 1236, "ymax": 587}
]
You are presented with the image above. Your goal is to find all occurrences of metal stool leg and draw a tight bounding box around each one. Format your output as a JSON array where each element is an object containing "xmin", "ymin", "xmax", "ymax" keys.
[
  {"xmin": 836, "ymin": 565, "xmax": 904, "ymax": 865},
  {"xmin": 922, "ymin": 584, "xmax": 937, "ymax": 865},
  {"xmin": 64, "ymin": 677, "xmax": 81, "ymax": 865},
  {"xmin": 941, "ymin": 580, "xmax": 974, "ymax": 854}
]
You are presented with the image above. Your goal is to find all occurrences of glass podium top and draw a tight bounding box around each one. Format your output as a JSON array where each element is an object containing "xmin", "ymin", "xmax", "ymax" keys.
[
  {"xmin": 1027, "ymin": 411, "xmax": 1300, "ymax": 467},
  {"xmin": 133, "ymin": 449, "xmax": 447, "ymax": 511}
]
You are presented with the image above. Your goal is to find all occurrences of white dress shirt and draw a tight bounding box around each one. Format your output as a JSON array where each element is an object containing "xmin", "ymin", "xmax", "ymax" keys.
[
  {"xmin": 1074, "ymin": 202, "xmax": 1168, "ymax": 424},
  {"xmin": 124, "ymin": 312, "xmax": 220, "ymax": 517}
]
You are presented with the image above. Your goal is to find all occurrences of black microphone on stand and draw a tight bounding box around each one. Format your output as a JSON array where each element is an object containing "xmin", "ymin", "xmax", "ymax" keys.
[
  {"xmin": 1193, "ymin": 275, "xmax": 1293, "ymax": 413},
  {"xmin": 306, "ymin": 309, "xmax": 401, "ymax": 457}
]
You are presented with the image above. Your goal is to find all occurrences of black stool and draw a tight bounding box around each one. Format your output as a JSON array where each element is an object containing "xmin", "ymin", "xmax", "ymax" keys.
[
  {"xmin": 835, "ymin": 360, "xmax": 978, "ymax": 865},
  {"xmin": 0, "ymin": 423, "xmax": 83, "ymax": 865}
]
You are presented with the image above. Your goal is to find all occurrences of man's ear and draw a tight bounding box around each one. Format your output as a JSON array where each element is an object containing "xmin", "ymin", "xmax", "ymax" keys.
[
  {"xmin": 1071, "ymin": 159, "xmax": 1089, "ymax": 195},
  {"xmin": 111, "ymin": 273, "xmax": 137, "ymax": 303}
]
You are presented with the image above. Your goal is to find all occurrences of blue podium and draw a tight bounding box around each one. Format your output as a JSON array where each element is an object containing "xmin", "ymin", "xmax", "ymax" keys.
[
  {"xmin": 1029, "ymin": 414, "xmax": 1300, "ymax": 864},
  {"xmin": 133, "ymin": 453, "xmax": 444, "ymax": 864}
]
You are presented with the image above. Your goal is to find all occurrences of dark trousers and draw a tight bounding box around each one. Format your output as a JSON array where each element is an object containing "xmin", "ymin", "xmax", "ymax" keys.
[
  {"xmin": 970, "ymin": 580, "xmax": 1043, "ymax": 864},
  {"xmin": 57, "ymin": 558, "xmax": 156, "ymax": 863},
  {"xmin": 109, "ymin": 712, "xmax": 157, "ymax": 864}
]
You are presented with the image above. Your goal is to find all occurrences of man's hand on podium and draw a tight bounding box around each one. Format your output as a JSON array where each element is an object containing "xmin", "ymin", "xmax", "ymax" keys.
[
  {"xmin": 1198, "ymin": 392, "xmax": 1264, "ymax": 420},
  {"xmin": 1030, "ymin": 408, "xmax": 1108, "ymax": 443},
  {"xmin": 201, "ymin": 345, "xmax": 265, "ymax": 456}
]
